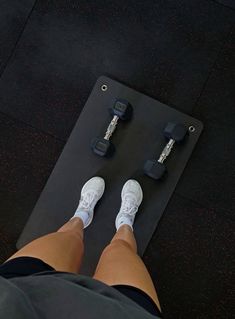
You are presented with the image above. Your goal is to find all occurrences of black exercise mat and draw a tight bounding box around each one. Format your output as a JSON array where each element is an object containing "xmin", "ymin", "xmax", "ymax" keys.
[{"xmin": 17, "ymin": 76, "xmax": 203, "ymax": 275}]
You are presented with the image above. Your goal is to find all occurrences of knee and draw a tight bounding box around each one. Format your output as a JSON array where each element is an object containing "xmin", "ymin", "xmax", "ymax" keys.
[
  {"xmin": 103, "ymin": 239, "xmax": 135, "ymax": 256},
  {"xmin": 60, "ymin": 230, "xmax": 84, "ymax": 246}
]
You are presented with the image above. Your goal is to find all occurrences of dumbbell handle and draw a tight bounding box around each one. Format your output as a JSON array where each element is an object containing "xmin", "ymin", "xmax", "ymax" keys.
[
  {"xmin": 158, "ymin": 139, "xmax": 175, "ymax": 163},
  {"xmin": 104, "ymin": 115, "xmax": 119, "ymax": 140}
]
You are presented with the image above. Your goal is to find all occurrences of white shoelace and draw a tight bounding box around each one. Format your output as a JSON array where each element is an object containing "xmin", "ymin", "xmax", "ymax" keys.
[
  {"xmin": 120, "ymin": 196, "xmax": 138, "ymax": 216},
  {"xmin": 79, "ymin": 192, "xmax": 96, "ymax": 211}
]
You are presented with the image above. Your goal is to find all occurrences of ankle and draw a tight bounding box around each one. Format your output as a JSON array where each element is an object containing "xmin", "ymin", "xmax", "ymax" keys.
[
  {"xmin": 115, "ymin": 214, "xmax": 134, "ymax": 231},
  {"xmin": 70, "ymin": 216, "xmax": 85, "ymax": 229},
  {"xmin": 72, "ymin": 210, "xmax": 90, "ymax": 228},
  {"xmin": 117, "ymin": 224, "xmax": 133, "ymax": 233}
]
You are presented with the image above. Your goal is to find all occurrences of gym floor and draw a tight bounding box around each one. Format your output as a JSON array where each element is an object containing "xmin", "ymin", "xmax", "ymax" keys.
[{"xmin": 0, "ymin": 1, "xmax": 234, "ymax": 318}]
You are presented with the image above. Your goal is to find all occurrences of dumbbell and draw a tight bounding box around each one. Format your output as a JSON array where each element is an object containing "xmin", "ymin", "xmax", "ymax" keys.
[
  {"xmin": 144, "ymin": 122, "xmax": 188, "ymax": 180},
  {"xmin": 91, "ymin": 99, "xmax": 133, "ymax": 157}
]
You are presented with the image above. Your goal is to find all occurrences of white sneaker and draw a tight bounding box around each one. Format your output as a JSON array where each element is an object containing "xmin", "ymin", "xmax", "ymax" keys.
[
  {"xmin": 115, "ymin": 179, "xmax": 143, "ymax": 231},
  {"xmin": 72, "ymin": 177, "xmax": 105, "ymax": 228}
]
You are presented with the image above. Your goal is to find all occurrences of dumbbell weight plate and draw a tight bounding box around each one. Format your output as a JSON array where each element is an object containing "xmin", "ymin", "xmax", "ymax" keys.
[
  {"xmin": 164, "ymin": 122, "xmax": 188, "ymax": 143},
  {"xmin": 110, "ymin": 99, "xmax": 133, "ymax": 121},
  {"xmin": 144, "ymin": 159, "xmax": 166, "ymax": 180},
  {"xmin": 91, "ymin": 137, "xmax": 114, "ymax": 157}
]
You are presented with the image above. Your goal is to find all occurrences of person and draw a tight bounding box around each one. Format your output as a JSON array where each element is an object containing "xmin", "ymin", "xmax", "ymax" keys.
[{"xmin": 0, "ymin": 177, "xmax": 162, "ymax": 318}]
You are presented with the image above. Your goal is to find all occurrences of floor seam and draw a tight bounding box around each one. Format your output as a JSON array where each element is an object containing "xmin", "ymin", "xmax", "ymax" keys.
[
  {"xmin": 174, "ymin": 191, "xmax": 230, "ymax": 214},
  {"xmin": 191, "ymin": 27, "xmax": 233, "ymax": 115},
  {"xmin": 211, "ymin": 0, "xmax": 235, "ymax": 11},
  {"xmin": 174, "ymin": 192, "xmax": 207, "ymax": 208},
  {"xmin": 0, "ymin": 0, "xmax": 38, "ymax": 77}
]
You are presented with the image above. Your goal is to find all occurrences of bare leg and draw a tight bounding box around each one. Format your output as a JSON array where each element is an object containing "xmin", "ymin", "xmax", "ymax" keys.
[
  {"xmin": 93, "ymin": 225, "xmax": 161, "ymax": 310},
  {"xmin": 6, "ymin": 217, "xmax": 84, "ymax": 273},
  {"xmin": 6, "ymin": 177, "xmax": 105, "ymax": 273}
]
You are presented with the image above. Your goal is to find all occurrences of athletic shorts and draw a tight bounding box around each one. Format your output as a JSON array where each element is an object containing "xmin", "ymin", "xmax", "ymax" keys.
[{"xmin": 0, "ymin": 257, "xmax": 162, "ymax": 317}]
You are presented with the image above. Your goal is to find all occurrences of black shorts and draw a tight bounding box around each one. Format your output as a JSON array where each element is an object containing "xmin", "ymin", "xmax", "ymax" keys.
[{"xmin": 0, "ymin": 257, "xmax": 162, "ymax": 317}]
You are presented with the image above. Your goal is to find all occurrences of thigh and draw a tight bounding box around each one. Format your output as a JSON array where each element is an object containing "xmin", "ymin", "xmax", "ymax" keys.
[
  {"xmin": 7, "ymin": 231, "xmax": 84, "ymax": 273},
  {"xmin": 93, "ymin": 239, "xmax": 161, "ymax": 310}
]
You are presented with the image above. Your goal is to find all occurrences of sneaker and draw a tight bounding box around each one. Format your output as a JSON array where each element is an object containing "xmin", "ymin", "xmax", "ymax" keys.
[
  {"xmin": 73, "ymin": 176, "xmax": 105, "ymax": 228},
  {"xmin": 115, "ymin": 179, "xmax": 143, "ymax": 231}
]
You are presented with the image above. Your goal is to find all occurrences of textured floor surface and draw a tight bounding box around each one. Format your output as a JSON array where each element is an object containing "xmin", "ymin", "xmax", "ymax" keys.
[{"xmin": 0, "ymin": 1, "xmax": 234, "ymax": 318}]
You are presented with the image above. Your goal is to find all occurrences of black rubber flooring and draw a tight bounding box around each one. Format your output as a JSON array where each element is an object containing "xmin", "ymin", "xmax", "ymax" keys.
[
  {"xmin": 214, "ymin": 0, "xmax": 235, "ymax": 9},
  {"xmin": 0, "ymin": 0, "xmax": 35, "ymax": 72},
  {"xmin": 0, "ymin": 1, "xmax": 234, "ymax": 318}
]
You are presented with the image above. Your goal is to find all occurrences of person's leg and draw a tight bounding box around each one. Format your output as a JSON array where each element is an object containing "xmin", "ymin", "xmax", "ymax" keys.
[
  {"xmin": 94, "ymin": 225, "xmax": 160, "ymax": 309},
  {"xmin": 7, "ymin": 217, "xmax": 84, "ymax": 273},
  {"xmin": 6, "ymin": 177, "xmax": 105, "ymax": 274},
  {"xmin": 93, "ymin": 180, "xmax": 161, "ymax": 310}
]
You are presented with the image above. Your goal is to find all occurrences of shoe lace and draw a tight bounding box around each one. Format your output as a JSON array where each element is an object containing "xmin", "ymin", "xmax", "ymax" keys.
[
  {"xmin": 121, "ymin": 195, "xmax": 138, "ymax": 216},
  {"xmin": 80, "ymin": 192, "xmax": 96, "ymax": 210}
]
